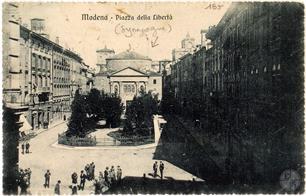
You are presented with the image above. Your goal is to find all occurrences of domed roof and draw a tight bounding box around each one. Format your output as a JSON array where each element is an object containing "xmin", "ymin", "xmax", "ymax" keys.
[{"xmin": 107, "ymin": 50, "xmax": 151, "ymax": 61}]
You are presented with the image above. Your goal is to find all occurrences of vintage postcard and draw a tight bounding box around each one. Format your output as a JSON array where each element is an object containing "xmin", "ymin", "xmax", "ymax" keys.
[{"xmin": 2, "ymin": 1, "xmax": 304, "ymax": 195}]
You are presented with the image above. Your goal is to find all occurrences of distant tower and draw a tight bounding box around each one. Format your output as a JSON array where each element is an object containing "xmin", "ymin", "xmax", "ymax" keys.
[
  {"xmin": 181, "ymin": 33, "xmax": 195, "ymax": 49},
  {"xmin": 96, "ymin": 45, "xmax": 115, "ymax": 73},
  {"xmin": 200, "ymin": 29, "xmax": 210, "ymax": 48}
]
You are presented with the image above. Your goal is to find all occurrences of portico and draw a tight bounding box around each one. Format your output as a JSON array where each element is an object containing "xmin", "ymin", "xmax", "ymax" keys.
[{"xmin": 108, "ymin": 67, "xmax": 150, "ymax": 107}]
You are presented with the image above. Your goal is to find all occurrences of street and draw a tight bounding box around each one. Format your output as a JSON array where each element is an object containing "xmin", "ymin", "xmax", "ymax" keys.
[{"xmin": 19, "ymin": 121, "xmax": 201, "ymax": 194}]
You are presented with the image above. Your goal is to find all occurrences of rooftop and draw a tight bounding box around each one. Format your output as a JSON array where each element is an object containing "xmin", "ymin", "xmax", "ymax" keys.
[{"xmin": 107, "ymin": 50, "xmax": 151, "ymax": 61}]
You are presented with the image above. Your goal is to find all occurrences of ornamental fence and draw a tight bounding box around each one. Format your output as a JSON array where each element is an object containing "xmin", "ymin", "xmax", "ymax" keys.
[
  {"xmin": 58, "ymin": 133, "xmax": 154, "ymax": 147},
  {"xmin": 58, "ymin": 133, "xmax": 97, "ymax": 146},
  {"xmin": 95, "ymin": 136, "xmax": 154, "ymax": 146}
]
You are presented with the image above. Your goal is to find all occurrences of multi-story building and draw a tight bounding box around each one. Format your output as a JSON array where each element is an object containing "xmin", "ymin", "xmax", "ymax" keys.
[
  {"xmin": 94, "ymin": 49, "xmax": 163, "ymax": 107},
  {"xmin": 169, "ymin": 2, "xmax": 304, "ymax": 184},
  {"xmin": 3, "ymin": 10, "xmax": 93, "ymax": 133}
]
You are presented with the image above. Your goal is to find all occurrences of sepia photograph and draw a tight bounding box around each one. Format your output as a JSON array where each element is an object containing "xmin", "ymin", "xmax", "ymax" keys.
[{"xmin": 2, "ymin": 1, "xmax": 305, "ymax": 195}]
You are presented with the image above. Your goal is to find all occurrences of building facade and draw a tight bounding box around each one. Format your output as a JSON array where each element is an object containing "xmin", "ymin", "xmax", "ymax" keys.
[
  {"xmin": 168, "ymin": 2, "xmax": 304, "ymax": 184},
  {"xmin": 94, "ymin": 49, "xmax": 162, "ymax": 107},
  {"xmin": 3, "ymin": 9, "xmax": 93, "ymax": 133}
]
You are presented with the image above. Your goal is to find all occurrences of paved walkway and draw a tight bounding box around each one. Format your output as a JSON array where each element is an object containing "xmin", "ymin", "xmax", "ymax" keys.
[{"xmin": 19, "ymin": 122, "xmax": 202, "ymax": 195}]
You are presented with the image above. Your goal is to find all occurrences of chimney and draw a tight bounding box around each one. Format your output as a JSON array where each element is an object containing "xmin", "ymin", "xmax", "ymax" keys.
[
  {"xmin": 55, "ymin": 36, "xmax": 59, "ymax": 45},
  {"xmin": 31, "ymin": 18, "xmax": 45, "ymax": 34}
]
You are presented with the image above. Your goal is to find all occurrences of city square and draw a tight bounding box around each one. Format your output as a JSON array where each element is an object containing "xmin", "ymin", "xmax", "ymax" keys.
[{"xmin": 2, "ymin": 1, "xmax": 304, "ymax": 195}]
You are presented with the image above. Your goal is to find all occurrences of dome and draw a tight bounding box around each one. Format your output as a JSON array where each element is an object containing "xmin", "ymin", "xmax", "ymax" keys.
[{"xmin": 106, "ymin": 50, "xmax": 151, "ymax": 61}]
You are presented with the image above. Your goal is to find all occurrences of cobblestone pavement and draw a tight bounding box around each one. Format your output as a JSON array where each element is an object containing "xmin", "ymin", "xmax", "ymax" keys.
[{"xmin": 19, "ymin": 123, "xmax": 201, "ymax": 195}]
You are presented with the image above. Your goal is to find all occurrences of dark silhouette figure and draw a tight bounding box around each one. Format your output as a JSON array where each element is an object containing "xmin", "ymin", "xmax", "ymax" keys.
[
  {"xmin": 44, "ymin": 170, "xmax": 51, "ymax": 188},
  {"xmin": 159, "ymin": 161, "xmax": 165, "ymax": 179}
]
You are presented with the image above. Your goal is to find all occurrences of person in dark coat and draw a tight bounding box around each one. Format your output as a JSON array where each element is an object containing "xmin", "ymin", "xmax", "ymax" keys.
[
  {"xmin": 117, "ymin": 166, "xmax": 122, "ymax": 182},
  {"xmin": 25, "ymin": 142, "xmax": 30, "ymax": 153},
  {"xmin": 90, "ymin": 162, "xmax": 95, "ymax": 180},
  {"xmin": 104, "ymin": 167, "xmax": 109, "ymax": 185},
  {"xmin": 79, "ymin": 170, "xmax": 86, "ymax": 190},
  {"xmin": 153, "ymin": 161, "xmax": 158, "ymax": 178},
  {"xmin": 71, "ymin": 172, "xmax": 78, "ymax": 195},
  {"xmin": 84, "ymin": 164, "xmax": 90, "ymax": 180},
  {"xmin": 71, "ymin": 185, "xmax": 78, "ymax": 195},
  {"xmin": 44, "ymin": 170, "xmax": 51, "ymax": 188},
  {"xmin": 71, "ymin": 172, "xmax": 78, "ymax": 184},
  {"xmin": 159, "ymin": 161, "xmax": 165, "ymax": 179},
  {"xmin": 93, "ymin": 179, "xmax": 102, "ymax": 194},
  {"xmin": 54, "ymin": 180, "xmax": 61, "ymax": 195},
  {"xmin": 21, "ymin": 143, "xmax": 25, "ymax": 154}
]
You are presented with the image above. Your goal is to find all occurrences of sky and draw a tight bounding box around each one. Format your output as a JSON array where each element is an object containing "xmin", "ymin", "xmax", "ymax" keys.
[{"xmin": 17, "ymin": 2, "xmax": 230, "ymax": 69}]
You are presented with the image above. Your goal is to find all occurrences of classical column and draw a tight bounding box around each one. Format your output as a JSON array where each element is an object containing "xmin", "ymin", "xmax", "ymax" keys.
[
  {"xmin": 119, "ymin": 81, "xmax": 123, "ymax": 97},
  {"xmin": 109, "ymin": 81, "xmax": 113, "ymax": 94},
  {"xmin": 144, "ymin": 81, "xmax": 148, "ymax": 93},
  {"xmin": 135, "ymin": 82, "xmax": 139, "ymax": 96}
]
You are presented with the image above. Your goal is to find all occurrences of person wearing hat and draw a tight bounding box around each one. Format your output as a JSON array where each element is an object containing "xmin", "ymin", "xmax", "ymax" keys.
[{"xmin": 79, "ymin": 170, "xmax": 86, "ymax": 190}]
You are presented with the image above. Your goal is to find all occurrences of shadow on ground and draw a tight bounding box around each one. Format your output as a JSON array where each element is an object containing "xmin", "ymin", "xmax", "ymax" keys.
[
  {"xmin": 104, "ymin": 176, "xmax": 207, "ymax": 194},
  {"xmin": 152, "ymin": 115, "xmax": 226, "ymax": 185},
  {"xmin": 104, "ymin": 176, "xmax": 284, "ymax": 194}
]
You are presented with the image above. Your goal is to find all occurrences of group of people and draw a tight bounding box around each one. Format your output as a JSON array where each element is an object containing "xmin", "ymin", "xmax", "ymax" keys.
[
  {"xmin": 21, "ymin": 142, "xmax": 30, "ymax": 154},
  {"xmin": 153, "ymin": 161, "xmax": 165, "ymax": 179},
  {"xmin": 84, "ymin": 162, "xmax": 95, "ymax": 181},
  {"xmin": 17, "ymin": 168, "xmax": 32, "ymax": 194},
  {"xmin": 93, "ymin": 165, "xmax": 123, "ymax": 194},
  {"xmin": 18, "ymin": 163, "xmax": 125, "ymax": 195}
]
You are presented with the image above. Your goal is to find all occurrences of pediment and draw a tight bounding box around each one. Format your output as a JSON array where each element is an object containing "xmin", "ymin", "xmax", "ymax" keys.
[{"xmin": 111, "ymin": 67, "xmax": 147, "ymax": 76}]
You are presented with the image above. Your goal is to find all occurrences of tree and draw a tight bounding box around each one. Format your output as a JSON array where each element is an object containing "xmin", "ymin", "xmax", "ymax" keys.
[
  {"xmin": 124, "ymin": 92, "xmax": 159, "ymax": 136},
  {"xmin": 66, "ymin": 90, "xmax": 89, "ymax": 137},
  {"xmin": 101, "ymin": 94, "xmax": 124, "ymax": 128},
  {"xmin": 87, "ymin": 88, "xmax": 103, "ymax": 121}
]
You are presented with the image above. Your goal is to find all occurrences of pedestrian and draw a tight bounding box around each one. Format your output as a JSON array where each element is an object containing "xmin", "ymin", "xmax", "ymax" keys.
[
  {"xmin": 44, "ymin": 170, "xmax": 51, "ymax": 188},
  {"xmin": 71, "ymin": 172, "xmax": 78, "ymax": 184},
  {"xmin": 153, "ymin": 161, "xmax": 158, "ymax": 178},
  {"xmin": 98, "ymin": 172, "xmax": 103, "ymax": 182},
  {"xmin": 79, "ymin": 170, "xmax": 86, "ymax": 190},
  {"xmin": 54, "ymin": 180, "xmax": 61, "ymax": 195},
  {"xmin": 27, "ymin": 168, "xmax": 32, "ymax": 185},
  {"xmin": 71, "ymin": 172, "xmax": 78, "ymax": 194},
  {"xmin": 93, "ymin": 179, "xmax": 102, "ymax": 195},
  {"xmin": 104, "ymin": 167, "xmax": 109, "ymax": 185},
  {"xmin": 159, "ymin": 161, "xmax": 165, "ymax": 179},
  {"xmin": 18, "ymin": 169, "xmax": 29, "ymax": 194},
  {"xmin": 24, "ymin": 169, "xmax": 31, "ymax": 187},
  {"xmin": 21, "ymin": 143, "xmax": 25, "ymax": 154},
  {"xmin": 91, "ymin": 162, "xmax": 95, "ymax": 180},
  {"xmin": 116, "ymin": 166, "xmax": 122, "ymax": 182},
  {"xmin": 110, "ymin": 166, "xmax": 116, "ymax": 184},
  {"xmin": 25, "ymin": 142, "xmax": 30, "ymax": 153},
  {"xmin": 71, "ymin": 184, "xmax": 78, "ymax": 195},
  {"xmin": 85, "ymin": 164, "xmax": 90, "ymax": 180}
]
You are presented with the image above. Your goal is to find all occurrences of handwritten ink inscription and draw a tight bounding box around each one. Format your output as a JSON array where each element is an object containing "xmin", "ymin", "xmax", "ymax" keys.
[
  {"xmin": 205, "ymin": 3, "xmax": 224, "ymax": 10},
  {"xmin": 114, "ymin": 23, "xmax": 172, "ymax": 48}
]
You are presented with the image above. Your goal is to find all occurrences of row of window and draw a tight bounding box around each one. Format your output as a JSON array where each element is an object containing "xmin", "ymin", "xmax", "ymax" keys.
[
  {"xmin": 54, "ymin": 84, "xmax": 70, "ymax": 88},
  {"xmin": 32, "ymin": 75, "xmax": 50, "ymax": 88},
  {"xmin": 32, "ymin": 53, "xmax": 51, "ymax": 71}
]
